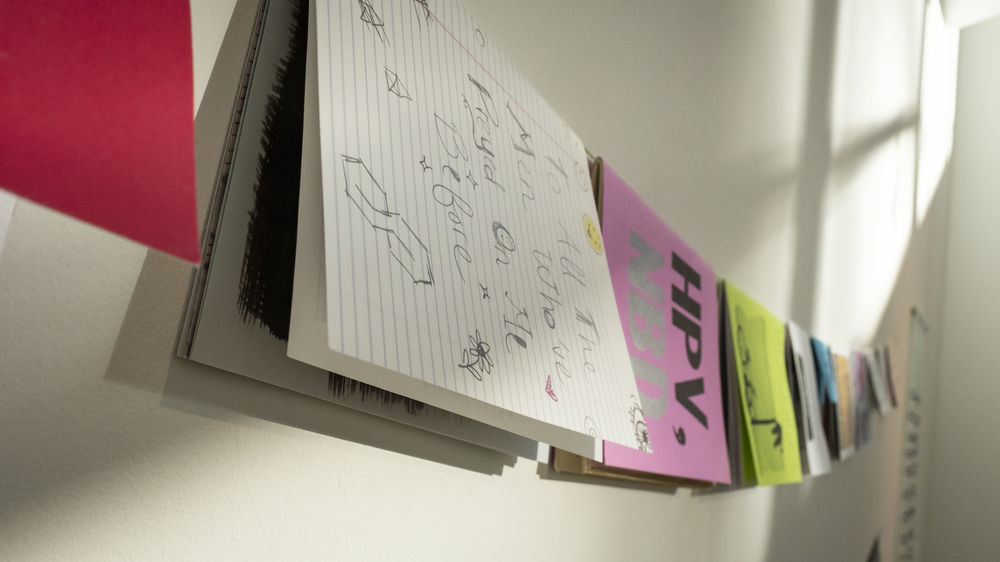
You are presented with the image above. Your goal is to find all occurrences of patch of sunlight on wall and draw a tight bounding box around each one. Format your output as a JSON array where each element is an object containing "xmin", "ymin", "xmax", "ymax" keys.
[
  {"xmin": 814, "ymin": 128, "xmax": 916, "ymax": 344},
  {"xmin": 830, "ymin": 0, "xmax": 920, "ymax": 156},
  {"xmin": 916, "ymin": 0, "xmax": 960, "ymax": 225},
  {"xmin": 809, "ymin": 0, "xmax": 921, "ymax": 343},
  {"xmin": 725, "ymin": 179, "xmax": 799, "ymax": 315}
]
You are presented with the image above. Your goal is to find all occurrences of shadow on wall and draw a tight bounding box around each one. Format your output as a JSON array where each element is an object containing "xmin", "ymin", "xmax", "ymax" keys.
[
  {"xmin": 787, "ymin": 0, "xmax": 840, "ymax": 332},
  {"xmin": 759, "ymin": 0, "xmax": 954, "ymax": 557},
  {"xmin": 102, "ymin": 0, "xmax": 515, "ymax": 482},
  {"xmin": 760, "ymin": 157, "xmax": 951, "ymax": 562},
  {"xmin": 533, "ymin": 457, "xmax": 680, "ymax": 496},
  {"xmin": 106, "ymin": 246, "xmax": 515, "ymax": 477}
]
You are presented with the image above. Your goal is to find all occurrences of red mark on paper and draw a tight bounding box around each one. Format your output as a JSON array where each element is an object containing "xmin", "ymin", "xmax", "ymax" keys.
[{"xmin": 545, "ymin": 375, "xmax": 558, "ymax": 402}]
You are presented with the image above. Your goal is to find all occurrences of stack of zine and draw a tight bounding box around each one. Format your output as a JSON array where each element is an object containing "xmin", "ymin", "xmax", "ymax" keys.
[
  {"xmin": 180, "ymin": 0, "xmax": 650, "ymax": 462},
  {"xmin": 180, "ymin": 0, "xmax": 897, "ymax": 487},
  {"xmin": 553, "ymin": 161, "xmax": 897, "ymax": 489}
]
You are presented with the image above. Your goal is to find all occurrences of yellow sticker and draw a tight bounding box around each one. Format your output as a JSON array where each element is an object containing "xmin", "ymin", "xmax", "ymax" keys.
[{"xmin": 583, "ymin": 215, "xmax": 603, "ymax": 254}]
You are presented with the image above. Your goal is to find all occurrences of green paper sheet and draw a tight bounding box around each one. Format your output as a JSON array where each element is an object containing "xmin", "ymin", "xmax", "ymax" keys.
[{"xmin": 725, "ymin": 282, "xmax": 802, "ymax": 485}]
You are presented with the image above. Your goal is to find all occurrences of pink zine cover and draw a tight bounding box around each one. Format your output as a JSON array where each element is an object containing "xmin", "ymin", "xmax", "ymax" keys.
[
  {"xmin": 600, "ymin": 163, "xmax": 730, "ymax": 483},
  {"xmin": 0, "ymin": 2, "xmax": 199, "ymax": 263}
]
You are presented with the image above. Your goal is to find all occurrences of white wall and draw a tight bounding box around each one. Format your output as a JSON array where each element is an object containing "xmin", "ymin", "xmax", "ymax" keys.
[
  {"xmin": 0, "ymin": 1, "xmax": 951, "ymax": 560},
  {"xmin": 941, "ymin": 0, "xmax": 1000, "ymax": 28},
  {"xmin": 925, "ymin": 14, "xmax": 1000, "ymax": 561}
]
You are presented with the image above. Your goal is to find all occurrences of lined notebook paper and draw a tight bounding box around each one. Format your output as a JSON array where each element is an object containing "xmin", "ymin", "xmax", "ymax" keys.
[{"xmin": 299, "ymin": 0, "xmax": 641, "ymax": 453}]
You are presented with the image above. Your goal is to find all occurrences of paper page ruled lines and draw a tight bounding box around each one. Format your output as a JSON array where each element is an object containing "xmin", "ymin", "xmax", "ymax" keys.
[
  {"xmin": 425, "ymin": 7, "xmax": 582, "ymax": 164},
  {"xmin": 316, "ymin": 0, "xmax": 640, "ymax": 447}
]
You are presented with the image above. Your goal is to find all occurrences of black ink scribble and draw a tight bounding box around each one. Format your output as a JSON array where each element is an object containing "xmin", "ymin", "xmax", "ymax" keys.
[
  {"xmin": 736, "ymin": 307, "xmax": 785, "ymax": 461},
  {"xmin": 328, "ymin": 372, "xmax": 424, "ymax": 415},
  {"xmin": 556, "ymin": 221, "xmax": 586, "ymax": 287},
  {"xmin": 751, "ymin": 417, "xmax": 783, "ymax": 448},
  {"xmin": 737, "ymin": 323, "xmax": 751, "ymax": 365},
  {"xmin": 492, "ymin": 221, "xmax": 515, "ymax": 265},
  {"xmin": 541, "ymin": 295, "xmax": 558, "ymax": 329},
  {"xmin": 458, "ymin": 330, "xmax": 493, "ymax": 381},
  {"xmin": 546, "ymin": 155, "xmax": 567, "ymax": 194},
  {"xmin": 434, "ymin": 113, "xmax": 469, "ymax": 161},
  {"xmin": 384, "ymin": 66, "xmax": 412, "ymax": 100},
  {"xmin": 534, "ymin": 250, "xmax": 560, "ymax": 328},
  {"xmin": 238, "ymin": 0, "xmax": 309, "ymax": 340},
  {"xmin": 342, "ymin": 155, "xmax": 433, "ymax": 285},
  {"xmin": 493, "ymin": 222, "xmax": 515, "ymax": 250},
  {"xmin": 474, "ymin": 27, "xmax": 485, "ymax": 47},
  {"xmin": 428, "ymin": 181, "xmax": 472, "ymax": 282},
  {"xmin": 358, "ymin": 0, "xmax": 388, "ymax": 44},
  {"xmin": 419, "ymin": 155, "xmax": 431, "ymax": 172},
  {"xmin": 506, "ymin": 101, "xmax": 534, "ymax": 157},
  {"xmin": 411, "ymin": 0, "xmax": 431, "ymax": 25},
  {"xmin": 584, "ymin": 416, "xmax": 601, "ymax": 440},
  {"xmin": 578, "ymin": 334, "xmax": 597, "ymax": 380},
  {"xmin": 630, "ymin": 396, "xmax": 652, "ymax": 452},
  {"xmin": 462, "ymin": 75, "xmax": 504, "ymax": 193},
  {"xmin": 502, "ymin": 291, "xmax": 532, "ymax": 351},
  {"xmin": 575, "ymin": 307, "xmax": 599, "ymax": 343},
  {"xmin": 479, "ymin": 283, "xmax": 489, "ymax": 300},
  {"xmin": 673, "ymin": 426, "xmax": 687, "ymax": 445},
  {"xmin": 441, "ymin": 164, "xmax": 460, "ymax": 182},
  {"xmin": 545, "ymin": 374, "xmax": 558, "ymax": 402},
  {"xmin": 552, "ymin": 340, "xmax": 569, "ymax": 383},
  {"xmin": 465, "ymin": 170, "xmax": 478, "ymax": 191}
]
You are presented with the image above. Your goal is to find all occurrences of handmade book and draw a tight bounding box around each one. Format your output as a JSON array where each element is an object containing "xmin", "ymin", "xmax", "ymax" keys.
[
  {"xmin": 786, "ymin": 322, "xmax": 832, "ymax": 476},
  {"xmin": 722, "ymin": 281, "xmax": 801, "ymax": 486},
  {"xmin": 549, "ymin": 447, "xmax": 712, "ymax": 489},
  {"xmin": 865, "ymin": 348, "xmax": 893, "ymax": 416},
  {"xmin": 550, "ymin": 159, "xmax": 730, "ymax": 486},
  {"xmin": 880, "ymin": 344, "xmax": 899, "ymax": 408},
  {"xmin": 811, "ymin": 337, "xmax": 840, "ymax": 460},
  {"xmin": 852, "ymin": 351, "xmax": 873, "ymax": 449},
  {"xmin": 718, "ymin": 281, "xmax": 745, "ymax": 487},
  {"xmin": 831, "ymin": 349, "xmax": 856, "ymax": 459},
  {"xmin": 179, "ymin": 0, "xmax": 539, "ymax": 459}
]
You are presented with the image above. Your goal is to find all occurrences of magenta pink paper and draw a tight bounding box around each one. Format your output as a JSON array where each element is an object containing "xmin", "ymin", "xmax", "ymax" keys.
[
  {"xmin": 600, "ymin": 163, "xmax": 730, "ymax": 483},
  {"xmin": 0, "ymin": 1, "xmax": 199, "ymax": 263}
]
